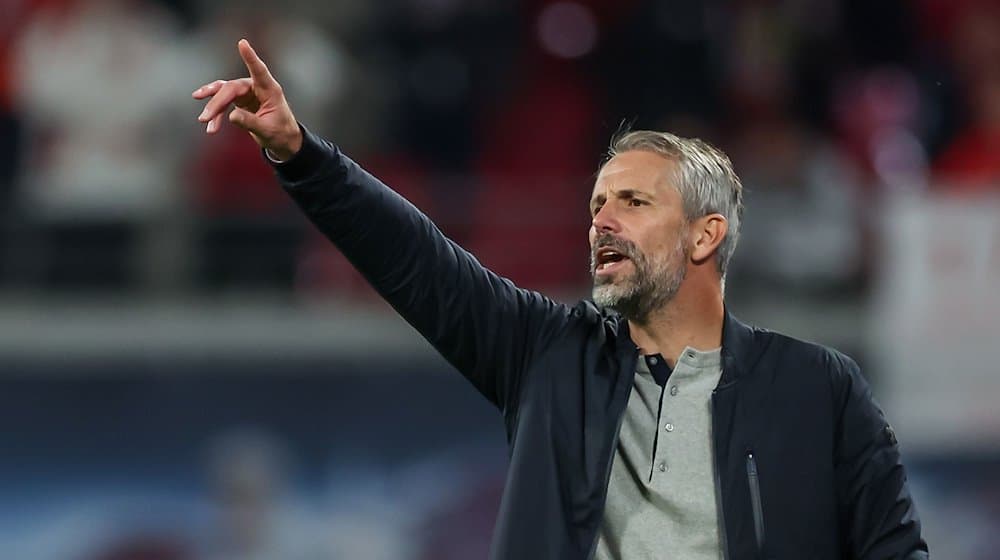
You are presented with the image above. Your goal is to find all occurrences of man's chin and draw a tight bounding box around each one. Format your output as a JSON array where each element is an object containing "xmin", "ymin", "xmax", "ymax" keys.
[{"xmin": 592, "ymin": 283, "xmax": 630, "ymax": 307}]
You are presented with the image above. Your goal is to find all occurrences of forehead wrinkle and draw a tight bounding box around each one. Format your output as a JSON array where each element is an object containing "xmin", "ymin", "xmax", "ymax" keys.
[
  {"xmin": 596, "ymin": 153, "xmax": 674, "ymax": 196},
  {"xmin": 591, "ymin": 181, "xmax": 660, "ymax": 208}
]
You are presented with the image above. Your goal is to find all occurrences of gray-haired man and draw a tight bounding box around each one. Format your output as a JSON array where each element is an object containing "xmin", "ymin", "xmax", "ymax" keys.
[{"xmin": 193, "ymin": 39, "xmax": 928, "ymax": 559}]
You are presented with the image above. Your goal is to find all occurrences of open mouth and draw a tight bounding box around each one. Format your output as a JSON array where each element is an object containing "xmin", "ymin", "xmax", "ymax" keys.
[{"xmin": 594, "ymin": 246, "xmax": 631, "ymax": 274}]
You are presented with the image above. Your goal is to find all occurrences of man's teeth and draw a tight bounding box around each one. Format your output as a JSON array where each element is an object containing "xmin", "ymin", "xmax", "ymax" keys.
[
  {"xmin": 597, "ymin": 255, "xmax": 626, "ymax": 271},
  {"xmin": 594, "ymin": 247, "xmax": 629, "ymax": 272}
]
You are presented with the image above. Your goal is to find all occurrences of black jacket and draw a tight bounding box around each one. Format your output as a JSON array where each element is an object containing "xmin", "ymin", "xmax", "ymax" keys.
[{"xmin": 271, "ymin": 127, "xmax": 929, "ymax": 559}]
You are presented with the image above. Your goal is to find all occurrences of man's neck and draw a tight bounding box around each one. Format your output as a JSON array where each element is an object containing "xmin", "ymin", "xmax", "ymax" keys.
[{"xmin": 627, "ymin": 281, "xmax": 725, "ymax": 368}]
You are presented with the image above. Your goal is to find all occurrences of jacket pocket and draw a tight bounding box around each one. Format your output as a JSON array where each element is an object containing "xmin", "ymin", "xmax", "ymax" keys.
[{"xmin": 746, "ymin": 451, "xmax": 766, "ymax": 553}]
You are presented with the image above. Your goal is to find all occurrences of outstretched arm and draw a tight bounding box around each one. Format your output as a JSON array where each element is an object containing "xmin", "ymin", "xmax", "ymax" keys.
[{"xmin": 192, "ymin": 40, "xmax": 575, "ymax": 410}]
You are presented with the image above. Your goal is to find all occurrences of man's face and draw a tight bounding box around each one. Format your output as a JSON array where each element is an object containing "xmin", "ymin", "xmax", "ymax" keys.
[{"xmin": 589, "ymin": 150, "xmax": 690, "ymax": 321}]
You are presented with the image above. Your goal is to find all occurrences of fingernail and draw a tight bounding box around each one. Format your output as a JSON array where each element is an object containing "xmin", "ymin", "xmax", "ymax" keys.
[
  {"xmin": 198, "ymin": 111, "xmax": 208, "ymax": 121},
  {"xmin": 206, "ymin": 121, "xmax": 214, "ymax": 133}
]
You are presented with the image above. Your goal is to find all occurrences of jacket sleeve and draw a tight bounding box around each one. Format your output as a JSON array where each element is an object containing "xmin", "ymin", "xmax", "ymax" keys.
[
  {"xmin": 832, "ymin": 356, "xmax": 929, "ymax": 559},
  {"xmin": 269, "ymin": 126, "xmax": 573, "ymax": 411}
]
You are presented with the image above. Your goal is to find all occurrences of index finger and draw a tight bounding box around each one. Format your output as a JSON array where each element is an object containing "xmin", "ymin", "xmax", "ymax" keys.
[{"xmin": 238, "ymin": 39, "xmax": 277, "ymax": 90}]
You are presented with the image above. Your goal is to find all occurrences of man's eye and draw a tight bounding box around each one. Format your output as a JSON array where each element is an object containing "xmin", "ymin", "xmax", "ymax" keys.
[{"xmin": 628, "ymin": 199, "xmax": 644, "ymax": 207}]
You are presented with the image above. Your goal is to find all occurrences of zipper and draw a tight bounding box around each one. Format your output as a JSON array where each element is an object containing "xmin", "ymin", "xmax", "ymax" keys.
[{"xmin": 746, "ymin": 451, "xmax": 766, "ymax": 553}]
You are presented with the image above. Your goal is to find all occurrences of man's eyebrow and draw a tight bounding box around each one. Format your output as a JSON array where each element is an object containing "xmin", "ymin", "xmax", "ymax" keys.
[
  {"xmin": 612, "ymin": 188, "xmax": 654, "ymax": 199},
  {"xmin": 590, "ymin": 187, "xmax": 656, "ymax": 206}
]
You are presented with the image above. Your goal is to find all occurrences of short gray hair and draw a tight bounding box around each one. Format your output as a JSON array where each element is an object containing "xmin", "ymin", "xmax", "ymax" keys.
[{"xmin": 604, "ymin": 130, "xmax": 744, "ymax": 278}]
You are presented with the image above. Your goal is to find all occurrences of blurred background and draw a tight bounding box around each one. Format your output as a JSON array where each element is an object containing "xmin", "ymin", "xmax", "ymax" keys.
[{"xmin": 0, "ymin": 0, "xmax": 998, "ymax": 557}]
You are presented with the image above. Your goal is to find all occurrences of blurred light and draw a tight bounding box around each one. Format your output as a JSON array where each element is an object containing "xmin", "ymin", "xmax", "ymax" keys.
[
  {"xmin": 863, "ymin": 68, "xmax": 921, "ymax": 127},
  {"xmin": 871, "ymin": 126, "xmax": 928, "ymax": 192},
  {"xmin": 536, "ymin": 2, "xmax": 598, "ymax": 59}
]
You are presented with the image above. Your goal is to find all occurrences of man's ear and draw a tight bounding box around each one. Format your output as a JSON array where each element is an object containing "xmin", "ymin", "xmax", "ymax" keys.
[{"xmin": 690, "ymin": 214, "xmax": 727, "ymax": 264}]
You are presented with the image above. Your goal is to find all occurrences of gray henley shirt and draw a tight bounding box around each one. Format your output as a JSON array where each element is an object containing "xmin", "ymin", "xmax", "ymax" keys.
[{"xmin": 594, "ymin": 346, "xmax": 725, "ymax": 560}]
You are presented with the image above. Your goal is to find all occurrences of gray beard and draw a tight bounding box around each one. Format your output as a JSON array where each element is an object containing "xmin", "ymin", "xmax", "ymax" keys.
[{"xmin": 591, "ymin": 237, "xmax": 687, "ymax": 324}]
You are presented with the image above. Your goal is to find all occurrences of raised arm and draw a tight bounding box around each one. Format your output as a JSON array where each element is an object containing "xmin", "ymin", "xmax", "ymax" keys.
[{"xmin": 192, "ymin": 40, "xmax": 575, "ymax": 410}]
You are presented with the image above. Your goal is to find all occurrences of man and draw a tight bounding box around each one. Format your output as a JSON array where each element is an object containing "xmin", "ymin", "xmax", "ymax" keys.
[{"xmin": 193, "ymin": 39, "xmax": 929, "ymax": 559}]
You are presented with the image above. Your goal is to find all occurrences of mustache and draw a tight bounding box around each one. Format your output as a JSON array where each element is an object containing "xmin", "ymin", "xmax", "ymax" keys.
[{"xmin": 590, "ymin": 233, "xmax": 639, "ymax": 271}]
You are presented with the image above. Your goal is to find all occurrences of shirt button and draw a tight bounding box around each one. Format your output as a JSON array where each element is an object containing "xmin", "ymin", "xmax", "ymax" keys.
[
  {"xmin": 648, "ymin": 356, "xmax": 658, "ymax": 365},
  {"xmin": 664, "ymin": 423, "xmax": 674, "ymax": 432},
  {"xmin": 658, "ymin": 462, "xmax": 667, "ymax": 472},
  {"xmin": 669, "ymin": 385, "xmax": 678, "ymax": 396}
]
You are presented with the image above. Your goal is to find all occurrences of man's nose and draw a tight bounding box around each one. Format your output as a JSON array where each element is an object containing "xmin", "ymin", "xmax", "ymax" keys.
[{"xmin": 592, "ymin": 203, "xmax": 621, "ymax": 234}]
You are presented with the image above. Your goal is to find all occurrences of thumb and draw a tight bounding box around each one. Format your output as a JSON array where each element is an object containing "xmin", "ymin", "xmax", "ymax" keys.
[{"xmin": 228, "ymin": 107, "xmax": 262, "ymax": 132}]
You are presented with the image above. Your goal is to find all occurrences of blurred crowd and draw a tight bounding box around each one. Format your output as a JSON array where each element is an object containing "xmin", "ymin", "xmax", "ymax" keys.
[{"xmin": 0, "ymin": 0, "xmax": 999, "ymax": 298}]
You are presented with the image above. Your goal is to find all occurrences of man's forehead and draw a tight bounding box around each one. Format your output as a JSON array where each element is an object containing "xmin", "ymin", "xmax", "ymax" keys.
[{"xmin": 592, "ymin": 150, "xmax": 676, "ymax": 197}]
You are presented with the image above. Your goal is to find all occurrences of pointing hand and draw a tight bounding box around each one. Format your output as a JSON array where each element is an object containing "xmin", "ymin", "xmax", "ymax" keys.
[{"xmin": 192, "ymin": 39, "xmax": 302, "ymax": 161}]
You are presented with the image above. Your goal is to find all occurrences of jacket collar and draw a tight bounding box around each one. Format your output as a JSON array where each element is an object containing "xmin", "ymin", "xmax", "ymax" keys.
[
  {"xmin": 611, "ymin": 306, "xmax": 760, "ymax": 386},
  {"xmin": 719, "ymin": 307, "xmax": 756, "ymax": 387}
]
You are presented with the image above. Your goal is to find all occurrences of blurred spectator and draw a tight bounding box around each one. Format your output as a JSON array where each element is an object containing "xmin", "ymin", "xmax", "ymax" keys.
[
  {"xmin": 196, "ymin": 430, "xmax": 327, "ymax": 560},
  {"xmin": 727, "ymin": 58, "xmax": 864, "ymax": 294},
  {"xmin": 727, "ymin": 110, "xmax": 866, "ymax": 296},
  {"xmin": 10, "ymin": 0, "xmax": 197, "ymax": 291},
  {"xmin": 713, "ymin": 0, "xmax": 868, "ymax": 296}
]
